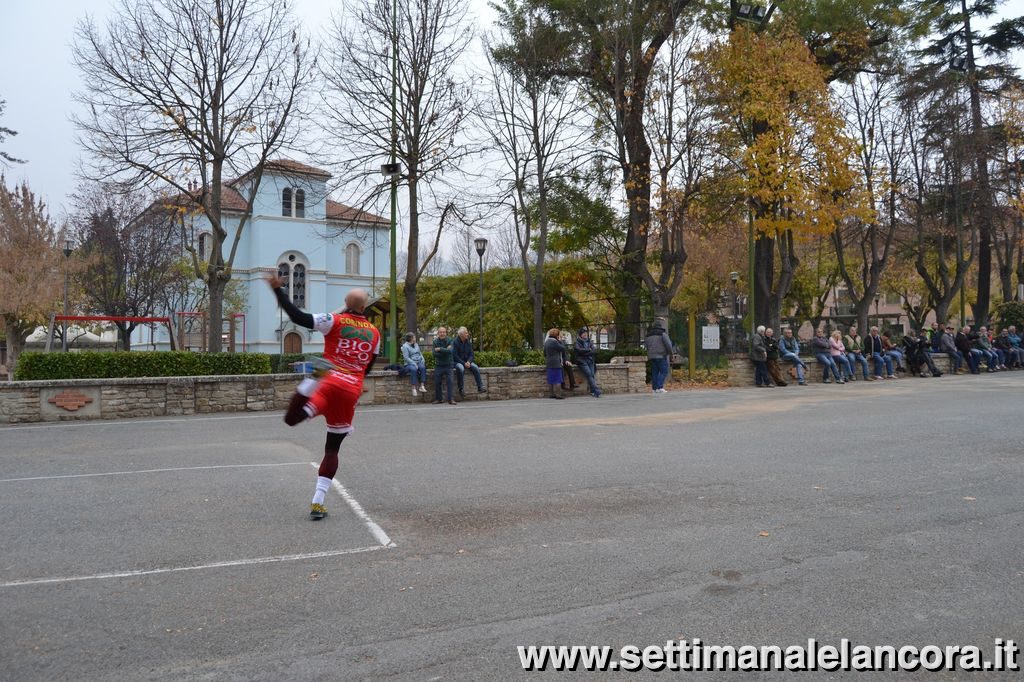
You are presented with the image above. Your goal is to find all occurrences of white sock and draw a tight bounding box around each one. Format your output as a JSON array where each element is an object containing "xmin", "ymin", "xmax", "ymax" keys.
[
  {"xmin": 297, "ymin": 378, "xmax": 318, "ymax": 397},
  {"xmin": 311, "ymin": 476, "xmax": 332, "ymax": 505}
]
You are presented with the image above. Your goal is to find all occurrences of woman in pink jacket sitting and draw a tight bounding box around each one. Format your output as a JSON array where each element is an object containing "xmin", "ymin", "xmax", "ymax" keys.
[{"xmin": 829, "ymin": 330, "xmax": 854, "ymax": 381}]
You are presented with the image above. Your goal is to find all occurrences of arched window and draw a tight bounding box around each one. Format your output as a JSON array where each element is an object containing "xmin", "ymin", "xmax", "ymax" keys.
[
  {"xmin": 197, "ymin": 232, "xmax": 212, "ymax": 261},
  {"xmin": 294, "ymin": 189, "xmax": 305, "ymax": 218},
  {"xmin": 282, "ymin": 187, "xmax": 292, "ymax": 217},
  {"xmin": 276, "ymin": 252, "xmax": 308, "ymax": 309},
  {"xmin": 345, "ymin": 243, "xmax": 361, "ymax": 275},
  {"xmin": 292, "ymin": 264, "xmax": 306, "ymax": 308}
]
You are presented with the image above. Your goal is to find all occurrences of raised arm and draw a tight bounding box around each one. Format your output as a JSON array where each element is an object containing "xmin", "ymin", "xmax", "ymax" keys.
[{"xmin": 265, "ymin": 274, "xmax": 314, "ymax": 330}]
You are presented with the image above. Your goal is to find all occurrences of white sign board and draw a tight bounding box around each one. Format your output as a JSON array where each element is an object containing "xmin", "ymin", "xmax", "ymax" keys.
[{"xmin": 702, "ymin": 325, "xmax": 720, "ymax": 350}]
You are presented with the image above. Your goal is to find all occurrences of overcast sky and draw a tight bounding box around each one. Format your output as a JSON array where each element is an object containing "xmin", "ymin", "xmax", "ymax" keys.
[{"xmin": 0, "ymin": 0, "xmax": 1021, "ymax": 220}]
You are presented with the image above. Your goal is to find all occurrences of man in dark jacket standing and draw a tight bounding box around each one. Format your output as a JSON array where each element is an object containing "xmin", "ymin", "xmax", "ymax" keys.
[
  {"xmin": 432, "ymin": 327, "xmax": 456, "ymax": 405},
  {"xmin": 574, "ymin": 327, "xmax": 602, "ymax": 397},
  {"xmin": 453, "ymin": 326, "xmax": 486, "ymax": 398},
  {"xmin": 645, "ymin": 318, "xmax": 675, "ymax": 393}
]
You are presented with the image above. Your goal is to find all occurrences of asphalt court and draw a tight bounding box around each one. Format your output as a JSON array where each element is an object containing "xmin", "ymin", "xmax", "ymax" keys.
[{"xmin": 0, "ymin": 438, "xmax": 392, "ymax": 587}]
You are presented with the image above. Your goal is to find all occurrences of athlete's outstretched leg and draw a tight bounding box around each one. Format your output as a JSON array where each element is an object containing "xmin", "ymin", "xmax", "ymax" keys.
[
  {"xmin": 284, "ymin": 378, "xmax": 319, "ymax": 426},
  {"xmin": 309, "ymin": 431, "xmax": 346, "ymax": 520}
]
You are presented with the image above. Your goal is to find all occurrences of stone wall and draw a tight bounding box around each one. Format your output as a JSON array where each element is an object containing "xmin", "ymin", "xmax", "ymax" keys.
[
  {"xmin": 0, "ymin": 363, "xmax": 646, "ymax": 424},
  {"xmin": 726, "ymin": 353, "xmax": 955, "ymax": 387}
]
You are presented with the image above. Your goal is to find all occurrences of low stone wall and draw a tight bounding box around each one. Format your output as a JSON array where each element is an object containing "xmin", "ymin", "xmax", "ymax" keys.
[
  {"xmin": 0, "ymin": 362, "xmax": 646, "ymax": 424},
  {"xmin": 726, "ymin": 352, "xmax": 955, "ymax": 387}
]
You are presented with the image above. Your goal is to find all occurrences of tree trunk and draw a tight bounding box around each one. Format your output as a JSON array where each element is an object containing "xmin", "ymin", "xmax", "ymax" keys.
[
  {"xmin": 3, "ymin": 316, "xmax": 27, "ymax": 380},
  {"xmin": 207, "ymin": 278, "xmax": 226, "ymax": 353},
  {"xmin": 404, "ymin": 177, "xmax": 420, "ymax": 335},
  {"xmin": 963, "ymin": 2, "xmax": 993, "ymax": 327},
  {"xmin": 754, "ymin": 234, "xmax": 774, "ymax": 329},
  {"xmin": 116, "ymin": 322, "xmax": 133, "ymax": 352}
]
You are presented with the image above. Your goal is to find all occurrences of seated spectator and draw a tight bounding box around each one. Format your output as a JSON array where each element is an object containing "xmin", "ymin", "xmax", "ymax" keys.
[
  {"xmin": 401, "ymin": 332, "xmax": 427, "ymax": 396},
  {"xmin": 453, "ymin": 326, "xmax": 486, "ymax": 397},
  {"xmin": 994, "ymin": 329, "xmax": 1020, "ymax": 369},
  {"xmin": 811, "ymin": 328, "xmax": 844, "ymax": 384},
  {"xmin": 750, "ymin": 325, "xmax": 771, "ymax": 387},
  {"xmin": 973, "ymin": 326, "xmax": 1000, "ymax": 372},
  {"xmin": 778, "ymin": 327, "xmax": 808, "ymax": 385},
  {"xmin": 904, "ymin": 330, "xmax": 942, "ymax": 377},
  {"xmin": 881, "ymin": 333, "xmax": 904, "ymax": 372},
  {"xmin": 929, "ymin": 322, "xmax": 943, "ymax": 352},
  {"xmin": 1008, "ymin": 326, "xmax": 1022, "ymax": 357},
  {"xmin": 544, "ymin": 327, "xmax": 568, "ymax": 399},
  {"xmin": 764, "ymin": 328, "xmax": 788, "ymax": 387},
  {"xmin": 573, "ymin": 327, "xmax": 602, "ymax": 397},
  {"xmin": 955, "ymin": 325, "xmax": 982, "ymax": 374},
  {"xmin": 865, "ymin": 326, "xmax": 895, "ymax": 379},
  {"xmin": 829, "ymin": 330, "xmax": 854, "ymax": 381},
  {"xmin": 432, "ymin": 326, "xmax": 457, "ymax": 405},
  {"xmin": 843, "ymin": 325, "xmax": 870, "ymax": 381},
  {"xmin": 937, "ymin": 325, "xmax": 965, "ymax": 373}
]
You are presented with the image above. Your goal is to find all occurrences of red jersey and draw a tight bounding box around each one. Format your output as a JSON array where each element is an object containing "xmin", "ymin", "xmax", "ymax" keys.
[{"xmin": 312, "ymin": 311, "xmax": 381, "ymax": 378}]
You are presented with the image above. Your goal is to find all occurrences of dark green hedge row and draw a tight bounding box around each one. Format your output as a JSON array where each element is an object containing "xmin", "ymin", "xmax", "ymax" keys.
[{"xmin": 14, "ymin": 352, "xmax": 272, "ymax": 381}]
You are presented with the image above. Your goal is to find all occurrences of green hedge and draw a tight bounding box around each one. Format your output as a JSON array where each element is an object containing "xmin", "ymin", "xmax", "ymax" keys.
[{"xmin": 14, "ymin": 351, "xmax": 272, "ymax": 381}]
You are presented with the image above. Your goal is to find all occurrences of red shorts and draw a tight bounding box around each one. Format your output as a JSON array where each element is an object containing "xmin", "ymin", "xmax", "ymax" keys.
[{"xmin": 305, "ymin": 371, "xmax": 363, "ymax": 434}]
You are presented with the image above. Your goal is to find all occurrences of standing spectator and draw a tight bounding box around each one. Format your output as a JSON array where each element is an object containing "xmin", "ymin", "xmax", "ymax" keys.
[
  {"xmin": 843, "ymin": 325, "xmax": 871, "ymax": 381},
  {"xmin": 881, "ymin": 332, "xmax": 904, "ymax": 372},
  {"xmin": 645, "ymin": 318, "xmax": 675, "ymax": 393},
  {"xmin": 574, "ymin": 327, "xmax": 602, "ymax": 397},
  {"xmin": 937, "ymin": 325, "xmax": 965, "ymax": 373},
  {"xmin": 812, "ymin": 328, "xmax": 844, "ymax": 384},
  {"xmin": 779, "ymin": 327, "xmax": 808, "ymax": 385},
  {"xmin": 865, "ymin": 326, "xmax": 895, "ymax": 379},
  {"xmin": 558, "ymin": 331, "xmax": 578, "ymax": 391},
  {"xmin": 955, "ymin": 325, "xmax": 982, "ymax": 374},
  {"xmin": 829, "ymin": 330, "xmax": 854, "ymax": 381},
  {"xmin": 543, "ymin": 328, "xmax": 569, "ymax": 399},
  {"xmin": 401, "ymin": 332, "xmax": 427, "ymax": 396},
  {"xmin": 750, "ymin": 325, "xmax": 770, "ymax": 387},
  {"xmin": 764, "ymin": 328, "xmax": 788, "ymax": 387},
  {"xmin": 431, "ymin": 327, "xmax": 457, "ymax": 405},
  {"xmin": 453, "ymin": 326, "xmax": 486, "ymax": 398},
  {"xmin": 973, "ymin": 326, "xmax": 1000, "ymax": 372}
]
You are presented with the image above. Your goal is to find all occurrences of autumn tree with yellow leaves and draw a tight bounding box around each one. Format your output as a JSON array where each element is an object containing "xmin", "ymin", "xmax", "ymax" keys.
[{"xmin": 702, "ymin": 24, "xmax": 866, "ymax": 331}]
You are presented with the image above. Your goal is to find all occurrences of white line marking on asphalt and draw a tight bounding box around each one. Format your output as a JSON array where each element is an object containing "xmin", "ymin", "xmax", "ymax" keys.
[
  {"xmin": 0, "ymin": 462, "xmax": 310, "ymax": 484},
  {"xmin": 0, "ymin": 393, "xmax": 649, "ymax": 431},
  {"xmin": 311, "ymin": 462, "xmax": 396, "ymax": 548},
  {"xmin": 0, "ymin": 545, "xmax": 388, "ymax": 588}
]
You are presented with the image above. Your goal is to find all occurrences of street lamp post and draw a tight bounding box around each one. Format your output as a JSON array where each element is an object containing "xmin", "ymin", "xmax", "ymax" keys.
[
  {"xmin": 62, "ymin": 239, "xmax": 73, "ymax": 352},
  {"xmin": 387, "ymin": 0, "xmax": 399, "ymax": 364},
  {"xmin": 474, "ymin": 237, "xmax": 487, "ymax": 350}
]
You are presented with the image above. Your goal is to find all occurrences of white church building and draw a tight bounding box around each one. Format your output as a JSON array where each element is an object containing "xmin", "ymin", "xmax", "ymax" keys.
[{"xmin": 131, "ymin": 159, "xmax": 390, "ymax": 355}]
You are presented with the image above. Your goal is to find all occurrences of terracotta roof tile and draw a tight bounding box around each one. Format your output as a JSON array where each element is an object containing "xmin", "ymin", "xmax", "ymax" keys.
[{"xmin": 326, "ymin": 199, "xmax": 388, "ymax": 225}]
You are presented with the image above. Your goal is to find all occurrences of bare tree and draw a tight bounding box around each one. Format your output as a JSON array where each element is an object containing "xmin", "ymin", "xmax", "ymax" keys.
[
  {"xmin": 73, "ymin": 0, "xmax": 313, "ymax": 352},
  {"xmin": 484, "ymin": 1, "xmax": 587, "ymax": 348},
  {"xmin": 69, "ymin": 186, "xmax": 183, "ymax": 350},
  {"xmin": 833, "ymin": 71, "xmax": 905, "ymax": 334},
  {"xmin": 0, "ymin": 98, "xmax": 25, "ymax": 167},
  {"xmin": 322, "ymin": 0, "xmax": 474, "ymax": 334},
  {"xmin": 0, "ymin": 178, "xmax": 65, "ymax": 379}
]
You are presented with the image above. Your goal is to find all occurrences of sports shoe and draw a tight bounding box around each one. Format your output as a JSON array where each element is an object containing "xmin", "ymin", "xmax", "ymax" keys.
[
  {"xmin": 412, "ymin": 387, "xmax": 418, "ymax": 397},
  {"xmin": 874, "ymin": 375, "xmax": 884, "ymax": 380},
  {"xmin": 419, "ymin": 384, "xmax": 426, "ymax": 392},
  {"xmin": 310, "ymin": 503, "xmax": 328, "ymax": 520}
]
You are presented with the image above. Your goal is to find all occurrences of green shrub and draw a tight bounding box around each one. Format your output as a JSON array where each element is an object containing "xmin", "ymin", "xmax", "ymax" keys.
[
  {"xmin": 13, "ymin": 351, "xmax": 272, "ymax": 381},
  {"xmin": 995, "ymin": 302, "xmax": 1024, "ymax": 332},
  {"xmin": 268, "ymin": 353, "xmax": 323, "ymax": 373}
]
